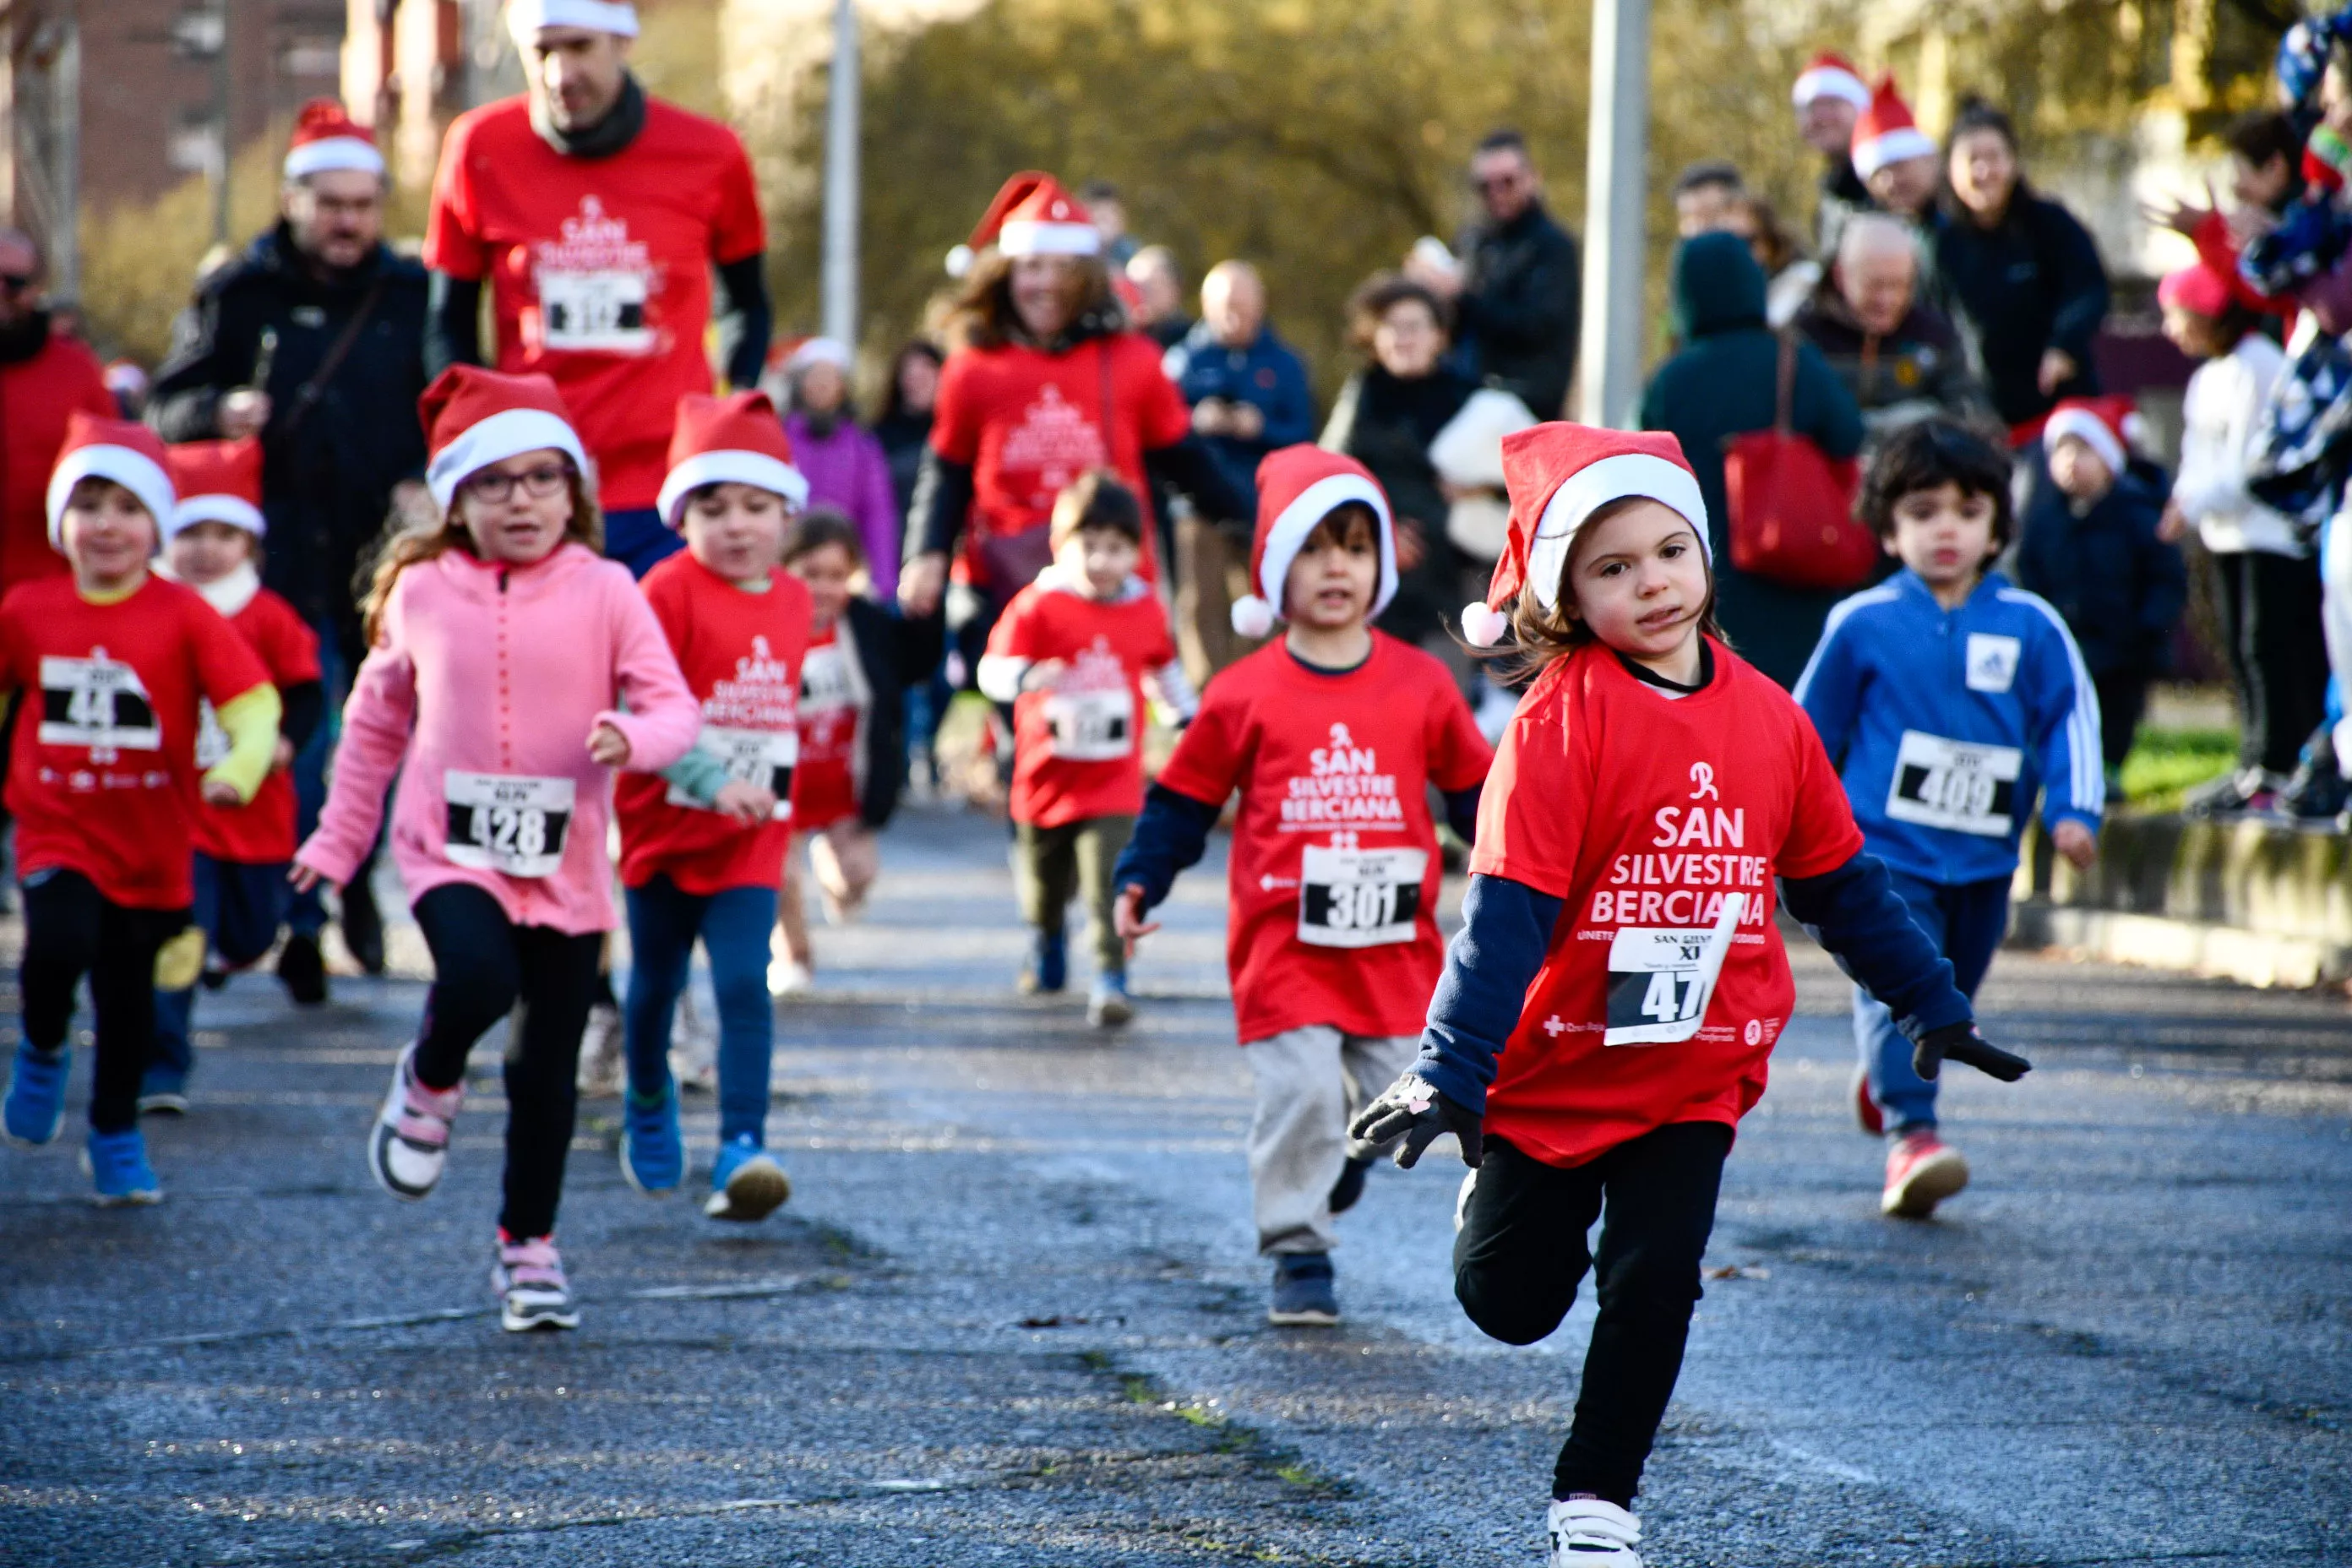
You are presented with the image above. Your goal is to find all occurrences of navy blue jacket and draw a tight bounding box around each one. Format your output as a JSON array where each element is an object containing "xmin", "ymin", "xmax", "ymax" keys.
[
  {"xmin": 1928, "ymin": 193, "xmax": 2110, "ymax": 427},
  {"xmin": 2014, "ymin": 457, "xmax": 2187, "ymax": 678},
  {"xmin": 1163, "ymin": 324, "xmax": 1315, "ymax": 514}
]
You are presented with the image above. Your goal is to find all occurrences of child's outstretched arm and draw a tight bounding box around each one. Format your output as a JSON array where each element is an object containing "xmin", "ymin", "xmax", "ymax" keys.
[
  {"xmin": 1351, "ymin": 872, "xmax": 1560, "ymax": 1168},
  {"xmin": 1108, "ymin": 782, "xmax": 1222, "ymax": 953},
  {"xmin": 1780, "ymin": 852, "xmax": 2031, "ymax": 1082}
]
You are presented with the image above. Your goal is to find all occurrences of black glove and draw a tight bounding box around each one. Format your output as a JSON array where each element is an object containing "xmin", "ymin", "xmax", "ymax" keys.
[
  {"xmin": 1347, "ymin": 1073, "xmax": 1484, "ymax": 1169},
  {"xmin": 1913, "ymin": 1021, "xmax": 2031, "ymax": 1083}
]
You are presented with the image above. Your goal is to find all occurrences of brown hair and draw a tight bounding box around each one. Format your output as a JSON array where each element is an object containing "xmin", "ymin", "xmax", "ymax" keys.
[
  {"xmin": 1049, "ymin": 468, "xmax": 1143, "ymax": 547},
  {"xmin": 357, "ymin": 462, "xmax": 602, "ymax": 645},
  {"xmin": 1730, "ymin": 193, "xmax": 1799, "ymax": 277},
  {"xmin": 939, "ymin": 246, "xmax": 1124, "ymax": 352},
  {"xmin": 1345, "ymin": 272, "xmax": 1453, "ymax": 352},
  {"xmin": 782, "ymin": 505, "xmax": 867, "ymax": 569},
  {"xmin": 1473, "ymin": 496, "xmax": 1723, "ymax": 681}
]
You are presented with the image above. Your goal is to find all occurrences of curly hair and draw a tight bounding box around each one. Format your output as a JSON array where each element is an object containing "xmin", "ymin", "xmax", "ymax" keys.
[
  {"xmin": 1854, "ymin": 418, "xmax": 2016, "ymax": 547},
  {"xmin": 939, "ymin": 247, "xmax": 1124, "ymax": 352}
]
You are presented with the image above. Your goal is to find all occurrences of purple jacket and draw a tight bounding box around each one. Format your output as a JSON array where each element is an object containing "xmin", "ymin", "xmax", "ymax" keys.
[{"xmin": 787, "ymin": 411, "xmax": 902, "ymax": 601}]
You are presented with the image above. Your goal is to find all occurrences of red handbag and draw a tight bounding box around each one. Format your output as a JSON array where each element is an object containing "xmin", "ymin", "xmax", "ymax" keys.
[{"xmin": 1721, "ymin": 332, "xmax": 1873, "ymax": 591}]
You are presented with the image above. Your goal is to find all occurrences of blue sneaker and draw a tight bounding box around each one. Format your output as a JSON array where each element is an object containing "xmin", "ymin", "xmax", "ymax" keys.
[
  {"xmin": 1019, "ymin": 929, "xmax": 1068, "ymax": 994},
  {"xmin": 1086, "ymin": 971, "xmax": 1133, "ymax": 1029},
  {"xmin": 704, "ymin": 1133, "xmax": 791, "ymax": 1222},
  {"xmin": 139, "ymin": 1070, "xmax": 190, "ymax": 1117},
  {"xmin": 4, "ymin": 1043, "xmax": 68, "ymax": 1146},
  {"xmin": 1268, "ymin": 1252, "xmax": 1339, "ymax": 1326},
  {"xmin": 619, "ymin": 1086, "xmax": 683, "ymax": 1195},
  {"xmin": 84, "ymin": 1126, "xmax": 161, "ymax": 1206}
]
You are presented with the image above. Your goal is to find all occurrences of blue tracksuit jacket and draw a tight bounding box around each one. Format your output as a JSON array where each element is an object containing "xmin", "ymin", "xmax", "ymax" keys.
[{"xmin": 1794, "ymin": 569, "xmax": 2103, "ymax": 886}]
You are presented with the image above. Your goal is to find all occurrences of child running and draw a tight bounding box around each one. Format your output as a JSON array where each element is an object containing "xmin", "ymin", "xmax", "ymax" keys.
[
  {"xmin": 1348, "ymin": 425, "xmax": 2030, "ymax": 1568},
  {"xmin": 146, "ymin": 438, "xmax": 324, "ymax": 1114},
  {"xmin": 292, "ymin": 368, "xmax": 700, "ymax": 1331},
  {"xmin": 1796, "ymin": 419, "xmax": 2101, "ymax": 1217},
  {"xmin": 1112, "ymin": 446, "xmax": 1492, "ymax": 1325},
  {"xmin": 0, "ymin": 415, "xmax": 280, "ymax": 1202},
  {"xmin": 978, "ymin": 470, "xmax": 1194, "ymax": 1027},
  {"xmin": 770, "ymin": 509, "xmax": 943, "ymax": 994},
  {"xmin": 612, "ymin": 391, "xmax": 811, "ymax": 1221}
]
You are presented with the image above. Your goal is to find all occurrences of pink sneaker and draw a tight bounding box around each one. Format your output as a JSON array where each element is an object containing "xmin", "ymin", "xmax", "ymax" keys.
[
  {"xmin": 1881, "ymin": 1130, "xmax": 1969, "ymax": 1218},
  {"xmin": 493, "ymin": 1234, "xmax": 579, "ymax": 1331},
  {"xmin": 368, "ymin": 1042, "xmax": 463, "ymax": 1201}
]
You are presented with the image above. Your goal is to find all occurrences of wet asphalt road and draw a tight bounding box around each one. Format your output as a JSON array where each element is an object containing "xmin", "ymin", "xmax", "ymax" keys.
[{"xmin": 2, "ymin": 804, "xmax": 2349, "ymax": 1567}]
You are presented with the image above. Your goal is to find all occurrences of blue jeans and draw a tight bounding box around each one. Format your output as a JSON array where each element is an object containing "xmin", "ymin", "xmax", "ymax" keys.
[
  {"xmin": 623, "ymin": 876, "xmax": 779, "ymax": 1146},
  {"xmin": 288, "ymin": 620, "xmax": 343, "ymax": 939},
  {"xmin": 1852, "ymin": 869, "xmax": 2010, "ymax": 1134},
  {"xmin": 604, "ymin": 506, "xmax": 683, "ymax": 580},
  {"xmin": 151, "ymin": 854, "xmax": 290, "ymax": 1088}
]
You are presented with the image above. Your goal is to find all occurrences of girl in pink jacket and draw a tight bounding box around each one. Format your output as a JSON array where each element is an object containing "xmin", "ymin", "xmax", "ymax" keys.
[{"xmin": 293, "ymin": 368, "xmax": 700, "ymax": 1333}]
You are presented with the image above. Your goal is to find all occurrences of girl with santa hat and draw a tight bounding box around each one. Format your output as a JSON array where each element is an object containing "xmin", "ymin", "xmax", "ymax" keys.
[
  {"xmin": 1348, "ymin": 423, "xmax": 2028, "ymax": 1567},
  {"xmin": 292, "ymin": 366, "xmax": 700, "ymax": 1333}
]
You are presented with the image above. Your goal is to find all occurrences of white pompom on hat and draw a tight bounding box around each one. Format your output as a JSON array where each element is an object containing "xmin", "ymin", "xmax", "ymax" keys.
[
  {"xmin": 1228, "ymin": 445, "xmax": 1396, "ymax": 638},
  {"xmin": 47, "ymin": 411, "xmax": 177, "ymax": 549},
  {"xmin": 656, "ymin": 389, "xmax": 810, "ymax": 529},
  {"xmin": 1458, "ymin": 424, "xmax": 1710, "ymax": 648}
]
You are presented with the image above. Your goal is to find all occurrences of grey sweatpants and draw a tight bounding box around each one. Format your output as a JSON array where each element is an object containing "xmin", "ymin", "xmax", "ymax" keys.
[{"xmin": 1244, "ymin": 1024, "xmax": 1419, "ymax": 1255}]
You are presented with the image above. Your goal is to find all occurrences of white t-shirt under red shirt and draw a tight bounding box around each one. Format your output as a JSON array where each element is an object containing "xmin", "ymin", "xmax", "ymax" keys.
[{"xmin": 424, "ymin": 95, "xmax": 766, "ymax": 513}]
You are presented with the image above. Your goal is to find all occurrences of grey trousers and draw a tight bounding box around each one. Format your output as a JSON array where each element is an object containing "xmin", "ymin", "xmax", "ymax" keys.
[{"xmin": 1244, "ymin": 1024, "xmax": 1418, "ymax": 1255}]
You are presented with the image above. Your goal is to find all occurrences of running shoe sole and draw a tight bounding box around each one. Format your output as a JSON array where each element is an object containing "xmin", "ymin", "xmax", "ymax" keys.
[
  {"xmin": 1088, "ymin": 993, "xmax": 1134, "ymax": 1028},
  {"xmin": 498, "ymin": 1288, "xmax": 580, "ymax": 1331},
  {"xmin": 368, "ymin": 1045, "xmax": 449, "ymax": 1202},
  {"xmin": 1882, "ymin": 1146, "xmax": 1970, "ymax": 1218},
  {"xmin": 1266, "ymin": 1304, "xmax": 1341, "ymax": 1327},
  {"xmin": 139, "ymin": 1092, "xmax": 190, "ymax": 1116},
  {"xmin": 79, "ymin": 1149, "xmax": 161, "ymax": 1206},
  {"xmin": 704, "ymin": 1155, "xmax": 791, "ymax": 1222}
]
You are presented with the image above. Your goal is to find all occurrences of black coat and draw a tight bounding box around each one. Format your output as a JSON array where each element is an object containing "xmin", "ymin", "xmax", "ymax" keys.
[
  {"xmin": 1455, "ymin": 200, "xmax": 1582, "ymax": 418},
  {"xmin": 838, "ymin": 595, "xmax": 945, "ymax": 830},
  {"xmin": 1322, "ymin": 363, "xmax": 1476, "ymax": 645},
  {"xmin": 2014, "ymin": 455, "xmax": 2187, "ymax": 678},
  {"xmin": 150, "ymin": 224, "xmax": 430, "ymax": 660},
  {"xmin": 1928, "ymin": 193, "xmax": 2110, "ymax": 428}
]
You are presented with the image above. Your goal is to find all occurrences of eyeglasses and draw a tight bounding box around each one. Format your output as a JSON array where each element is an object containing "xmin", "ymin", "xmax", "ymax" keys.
[{"xmin": 463, "ymin": 463, "xmax": 571, "ymax": 503}]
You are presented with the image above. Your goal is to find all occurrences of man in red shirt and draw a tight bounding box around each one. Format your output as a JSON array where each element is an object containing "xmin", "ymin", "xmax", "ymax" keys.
[
  {"xmin": 0, "ymin": 228, "xmax": 115, "ymax": 595},
  {"xmin": 423, "ymin": 0, "xmax": 772, "ymax": 578}
]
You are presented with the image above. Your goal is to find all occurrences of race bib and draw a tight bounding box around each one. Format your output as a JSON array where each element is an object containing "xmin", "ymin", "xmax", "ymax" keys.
[
  {"xmin": 537, "ymin": 268, "xmax": 653, "ymax": 354},
  {"xmin": 37, "ymin": 654, "xmax": 161, "ymax": 752},
  {"xmin": 1043, "ymin": 686, "xmax": 1134, "ymax": 762},
  {"xmin": 667, "ymin": 724, "xmax": 796, "ymax": 821},
  {"xmin": 1603, "ymin": 892, "xmax": 1745, "ymax": 1046},
  {"xmin": 1298, "ymin": 845, "xmax": 1428, "ymax": 949},
  {"xmin": 1885, "ymin": 730, "xmax": 2022, "ymax": 837},
  {"xmin": 193, "ymin": 700, "xmax": 229, "ymax": 770},
  {"xmin": 443, "ymin": 770, "xmax": 575, "ymax": 878}
]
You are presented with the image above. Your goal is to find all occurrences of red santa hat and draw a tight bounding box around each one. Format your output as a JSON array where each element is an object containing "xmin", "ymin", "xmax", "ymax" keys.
[
  {"xmin": 1228, "ymin": 447, "xmax": 1396, "ymax": 639},
  {"xmin": 418, "ymin": 365, "xmax": 588, "ymax": 510},
  {"xmin": 656, "ymin": 390, "xmax": 810, "ymax": 528},
  {"xmin": 1792, "ymin": 52, "xmax": 1872, "ymax": 111},
  {"xmin": 1459, "ymin": 425, "xmax": 1709, "ymax": 649},
  {"xmin": 46, "ymin": 411, "xmax": 176, "ymax": 549},
  {"xmin": 947, "ymin": 172, "xmax": 1100, "ymax": 276},
  {"xmin": 2156, "ymin": 261, "xmax": 2233, "ymax": 318},
  {"xmin": 281, "ymin": 99, "xmax": 384, "ymax": 182},
  {"xmin": 1850, "ymin": 77, "xmax": 1936, "ymax": 182},
  {"xmin": 163, "ymin": 438, "xmax": 266, "ymax": 540},
  {"xmin": 506, "ymin": 0, "xmax": 639, "ymax": 42},
  {"xmin": 2042, "ymin": 395, "xmax": 2144, "ymax": 477}
]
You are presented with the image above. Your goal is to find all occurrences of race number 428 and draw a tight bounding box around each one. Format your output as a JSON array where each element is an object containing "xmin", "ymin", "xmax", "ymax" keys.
[{"xmin": 443, "ymin": 770, "xmax": 575, "ymax": 879}]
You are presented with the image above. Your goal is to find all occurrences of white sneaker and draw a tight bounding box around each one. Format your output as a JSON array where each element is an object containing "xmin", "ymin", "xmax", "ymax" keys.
[
  {"xmin": 575, "ymin": 1002, "xmax": 623, "ymax": 1097},
  {"xmin": 368, "ymin": 1042, "xmax": 462, "ymax": 1201},
  {"xmin": 668, "ymin": 988, "xmax": 718, "ymax": 1093},
  {"xmin": 493, "ymin": 1234, "xmax": 580, "ymax": 1331},
  {"xmin": 1547, "ymin": 1499, "xmax": 1641, "ymax": 1566},
  {"xmin": 1547, "ymin": 1499, "xmax": 1642, "ymax": 1566},
  {"xmin": 766, "ymin": 956, "xmax": 814, "ymax": 997}
]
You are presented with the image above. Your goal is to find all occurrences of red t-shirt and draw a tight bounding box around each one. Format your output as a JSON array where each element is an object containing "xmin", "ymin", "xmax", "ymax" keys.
[
  {"xmin": 986, "ymin": 572, "xmax": 1178, "ymax": 828},
  {"xmin": 423, "ymin": 96, "xmax": 766, "ymax": 512},
  {"xmin": 789, "ymin": 623, "xmax": 863, "ymax": 831},
  {"xmin": 192, "ymin": 583, "xmax": 321, "ymax": 865},
  {"xmin": 615, "ymin": 553, "xmax": 812, "ymax": 894},
  {"xmin": 1470, "ymin": 641, "xmax": 1865, "ymax": 1168},
  {"xmin": 0, "ymin": 575, "xmax": 272, "ymax": 908},
  {"xmin": 1155, "ymin": 634, "xmax": 1492, "ymax": 1044},
  {"xmin": 929, "ymin": 334, "xmax": 1190, "ymax": 591}
]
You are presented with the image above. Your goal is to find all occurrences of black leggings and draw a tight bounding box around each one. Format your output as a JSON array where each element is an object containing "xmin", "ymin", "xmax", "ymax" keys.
[
  {"xmin": 20, "ymin": 870, "xmax": 189, "ymax": 1135},
  {"xmin": 1454, "ymin": 1122, "xmax": 1734, "ymax": 1508},
  {"xmin": 2215, "ymin": 551, "xmax": 2330, "ymax": 777},
  {"xmin": 411, "ymin": 884, "xmax": 602, "ymax": 1240}
]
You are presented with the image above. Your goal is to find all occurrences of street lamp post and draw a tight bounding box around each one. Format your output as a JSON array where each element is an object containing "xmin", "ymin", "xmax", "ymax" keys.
[
  {"xmin": 1576, "ymin": 0, "xmax": 1648, "ymax": 429},
  {"xmin": 819, "ymin": 0, "xmax": 860, "ymax": 347}
]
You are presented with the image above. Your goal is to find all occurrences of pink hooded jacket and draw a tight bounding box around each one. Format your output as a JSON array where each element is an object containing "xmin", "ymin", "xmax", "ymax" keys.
[{"xmin": 296, "ymin": 542, "xmax": 700, "ymax": 934}]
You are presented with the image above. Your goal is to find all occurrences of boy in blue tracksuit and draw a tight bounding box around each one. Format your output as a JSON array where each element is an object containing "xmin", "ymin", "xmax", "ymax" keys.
[{"xmin": 1796, "ymin": 420, "xmax": 2102, "ymax": 1218}]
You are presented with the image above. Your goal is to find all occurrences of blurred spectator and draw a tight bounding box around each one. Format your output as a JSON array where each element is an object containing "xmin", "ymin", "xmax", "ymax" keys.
[
  {"xmin": 2224, "ymin": 110, "xmax": 2303, "ymax": 215},
  {"xmin": 1794, "ymin": 213, "xmax": 1988, "ymax": 438},
  {"xmin": 1405, "ymin": 128, "xmax": 1581, "ymax": 417},
  {"xmin": 2158, "ymin": 264, "xmax": 2328, "ymax": 810},
  {"xmin": 1723, "ymin": 193, "xmax": 1821, "ymax": 328},
  {"xmin": 2017, "ymin": 399, "xmax": 2187, "ymax": 792},
  {"xmin": 1851, "ymin": 77, "xmax": 1940, "ymax": 221},
  {"xmin": 1080, "ymin": 179, "xmax": 1139, "ymax": 269},
  {"xmin": 1932, "ymin": 98, "xmax": 2110, "ymax": 429},
  {"xmin": 1126, "ymin": 245, "xmax": 1192, "ymax": 350},
  {"xmin": 1673, "ymin": 161, "xmax": 1746, "ymax": 238},
  {"xmin": 875, "ymin": 340, "xmax": 944, "ymax": 527},
  {"xmin": 103, "ymin": 360, "xmax": 150, "ymax": 420},
  {"xmin": 1321, "ymin": 275, "xmax": 1476, "ymax": 655},
  {"xmin": 0, "ymin": 227, "xmax": 113, "ymax": 596},
  {"xmin": 784, "ymin": 337, "xmax": 902, "ymax": 602},
  {"xmin": 1793, "ymin": 52, "xmax": 1875, "ymax": 254},
  {"xmin": 1640, "ymin": 231, "xmax": 1864, "ymax": 688}
]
